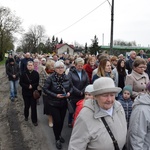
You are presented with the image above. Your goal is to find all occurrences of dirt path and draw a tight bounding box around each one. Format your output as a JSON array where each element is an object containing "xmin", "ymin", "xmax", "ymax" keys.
[
  {"xmin": 0, "ymin": 65, "xmax": 72, "ymax": 150},
  {"xmin": 0, "ymin": 65, "xmax": 46, "ymax": 150}
]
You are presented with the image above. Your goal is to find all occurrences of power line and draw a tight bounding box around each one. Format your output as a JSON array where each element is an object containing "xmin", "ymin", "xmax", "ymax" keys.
[{"xmin": 54, "ymin": 0, "xmax": 107, "ymax": 36}]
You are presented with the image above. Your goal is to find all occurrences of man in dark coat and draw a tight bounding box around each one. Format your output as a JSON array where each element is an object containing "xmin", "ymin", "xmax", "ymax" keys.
[
  {"xmin": 19, "ymin": 61, "xmax": 39, "ymax": 126},
  {"xmin": 126, "ymin": 51, "xmax": 136, "ymax": 74},
  {"xmin": 20, "ymin": 52, "xmax": 33, "ymax": 75},
  {"xmin": 6, "ymin": 58, "xmax": 20, "ymax": 101}
]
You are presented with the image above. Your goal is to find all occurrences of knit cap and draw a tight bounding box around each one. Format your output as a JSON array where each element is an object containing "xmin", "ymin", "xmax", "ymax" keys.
[
  {"xmin": 123, "ymin": 85, "xmax": 132, "ymax": 95},
  {"xmin": 146, "ymin": 81, "xmax": 150, "ymax": 92},
  {"xmin": 85, "ymin": 84, "xmax": 94, "ymax": 93}
]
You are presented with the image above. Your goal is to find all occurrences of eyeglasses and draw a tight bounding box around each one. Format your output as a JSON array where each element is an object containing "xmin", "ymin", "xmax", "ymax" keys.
[
  {"xmin": 56, "ymin": 67, "xmax": 64, "ymax": 69},
  {"xmin": 137, "ymin": 66, "xmax": 147, "ymax": 69}
]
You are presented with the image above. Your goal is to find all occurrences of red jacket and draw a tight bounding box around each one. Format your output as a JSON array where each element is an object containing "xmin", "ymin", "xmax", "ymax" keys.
[
  {"xmin": 73, "ymin": 99, "xmax": 84, "ymax": 126},
  {"xmin": 83, "ymin": 63, "xmax": 97, "ymax": 83}
]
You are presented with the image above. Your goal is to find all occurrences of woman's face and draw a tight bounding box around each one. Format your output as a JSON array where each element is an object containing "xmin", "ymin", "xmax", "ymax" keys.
[
  {"xmin": 89, "ymin": 59, "xmax": 96, "ymax": 66},
  {"xmin": 104, "ymin": 61, "xmax": 112, "ymax": 73},
  {"xmin": 120, "ymin": 61, "xmax": 125, "ymax": 68},
  {"xmin": 95, "ymin": 92, "xmax": 116, "ymax": 110},
  {"xmin": 75, "ymin": 63, "xmax": 84, "ymax": 71},
  {"xmin": 55, "ymin": 65, "xmax": 65, "ymax": 75},
  {"xmin": 27, "ymin": 62, "xmax": 34, "ymax": 71},
  {"xmin": 84, "ymin": 92, "xmax": 94, "ymax": 100},
  {"xmin": 134, "ymin": 64, "xmax": 147, "ymax": 74}
]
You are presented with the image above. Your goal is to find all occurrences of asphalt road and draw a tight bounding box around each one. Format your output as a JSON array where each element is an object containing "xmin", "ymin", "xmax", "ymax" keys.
[{"xmin": 37, "ymin": 96, "xmax": 72, "ymax": 150}]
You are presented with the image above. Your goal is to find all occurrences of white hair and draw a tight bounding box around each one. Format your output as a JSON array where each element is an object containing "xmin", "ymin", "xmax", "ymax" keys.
[
  {"xmin": 54, "ymin": 61, "xmax": 66, "ymax": 70},
  {"xmin": 75, "ymin": 57, "xmax": 84, "ymax": 65}
]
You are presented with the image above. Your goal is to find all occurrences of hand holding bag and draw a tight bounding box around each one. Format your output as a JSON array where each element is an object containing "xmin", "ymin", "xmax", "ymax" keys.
[{"xmin": 26, "ymin": 74, "xmax": 41, "ymax": 100}]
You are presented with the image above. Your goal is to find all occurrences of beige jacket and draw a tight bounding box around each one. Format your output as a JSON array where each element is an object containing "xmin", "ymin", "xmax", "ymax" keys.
[
  {"xmin": 125, "ymin": 70, "xmax": 149, "ymax": 99},
  {"xmin": 68, "ymin": 100, "xmax": 127, "ymax": 150}
]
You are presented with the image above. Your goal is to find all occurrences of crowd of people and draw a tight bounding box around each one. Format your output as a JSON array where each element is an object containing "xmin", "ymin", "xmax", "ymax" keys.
[{"xmin": 5, "ymin": 50, "xmax": 150, "ymax": 150}]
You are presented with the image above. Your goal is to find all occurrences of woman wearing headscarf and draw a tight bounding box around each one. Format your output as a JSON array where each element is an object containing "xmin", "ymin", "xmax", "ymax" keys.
[
  {"xmin": 69, "ymin": 77, "xmax": 127, "ymax": 150},
  {"xmin": 43, "ymin": 61, "xmax": 73, "ymax": 150}
]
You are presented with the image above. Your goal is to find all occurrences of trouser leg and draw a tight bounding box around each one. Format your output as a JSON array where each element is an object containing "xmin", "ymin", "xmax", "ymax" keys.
[
  {"xmin": 23, "ymin": 96, "xmax": 31, "ymax": 119},
  {"xmin": 14, "ymin": 80, "xmax": 18, "ymax": 97},
  {"xmin": 68, "ymin": 101, "xmax": 76, "ymax": 124},
  {"xmin": 50, "ymin": 105, "xmax": 67, "ymax": 141},
  {"xmin": 31, "ymin": 97, "xmax": 37, "ymax": 123},
  {"xmin": 9, "ymin": 81, "xmax": 14, "ymax": 98}
]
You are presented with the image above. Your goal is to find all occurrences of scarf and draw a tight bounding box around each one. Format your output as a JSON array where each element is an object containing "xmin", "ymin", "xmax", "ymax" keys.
[
  {"xmin": 45, "ymin": 68, "xmax": 54, "ymax": 74},
  {"xmin": 54, "ymin": 72, "xmax": 65, "ymax": 90}
]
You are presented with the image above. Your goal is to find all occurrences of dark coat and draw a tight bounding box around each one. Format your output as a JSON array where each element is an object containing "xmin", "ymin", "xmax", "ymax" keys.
[
  {"xmin": 19, "ymin": 70, "xmax": 39, "ymax": 96},
  {"xmin": 118, "ymin": 95, "xmax": 133, "ymax": 128},
  {"xmin": 125, "ymin": 58, "xmax": 134, "ymax": 74},
  {"xmin": 67, "ymin": 67, "xmax": 89, "ymax": 103},
  {"xmin": 6, "ymin": 63, "xmax": 20, "ymax": 81},
  {"xmin": 42, "ymin": 72, "xmax": 73, "ymax": 107}
]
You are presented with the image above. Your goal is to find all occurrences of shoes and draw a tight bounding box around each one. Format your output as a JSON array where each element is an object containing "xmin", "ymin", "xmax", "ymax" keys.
[
  {"xmin": 59, "ymin": 136, "xmax": 65, "ymax": 143},
  {"xmin": 25, "ymin": 118, "xmax": 28, "ymax": 121},
  {"xmin": 68, "ymin": 123, "xmax": 72, "ymax": 128},
  {"xmin": 56, "ymin": 140, "xmax": 62, "ymax": 149},
  {"xmin": 33, "ymin": 122, "xmax": 38, "ymax": 126},
  {"xmin": 11, "ymin": 97, "xmax": 15, "ymax": 102},
  {"xmin": 49, "ymin": 122, "xmax": 53, "ymax": 128}
]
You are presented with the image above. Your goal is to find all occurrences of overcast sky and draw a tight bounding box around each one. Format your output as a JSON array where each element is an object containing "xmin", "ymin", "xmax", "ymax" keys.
[{"xmin": 1, "ymin": 0, "xmax": 150, "ymax": 47}]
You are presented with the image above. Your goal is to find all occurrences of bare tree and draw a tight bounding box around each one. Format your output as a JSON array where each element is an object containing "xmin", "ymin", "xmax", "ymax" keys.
[{"xmin": 19, "ymin": 25, "xmax": 45, "ymax": 53}]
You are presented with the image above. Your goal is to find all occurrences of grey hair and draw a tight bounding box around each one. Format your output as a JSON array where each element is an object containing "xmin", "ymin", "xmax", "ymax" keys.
[
  {"xmin": 54, "ymin": 61, "xmax": 66, "ymax": 70},
  {"xmin": 75, "ymin": 57, "xmax": 84, "ymax": 65}
]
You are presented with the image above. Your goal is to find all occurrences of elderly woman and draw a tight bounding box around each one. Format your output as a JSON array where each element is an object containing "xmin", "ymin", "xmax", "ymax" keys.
[
  {"xmin": 39, "ymin": 60, "xmax": 55, "ymax": 127},
  {"xmin": 43, "ymin": 61, "xmax": 73, "ymax": 150},
  {"xmin": 125, "ymin": 58, "xmax": 149, "ymax": 99},
  {"xmin": 67, "ymin": 57, "xmax": 89, "ymax": 127},
  {"xmin": 68, "ymin": 77, "xmax": 127, "ymax": 150}
]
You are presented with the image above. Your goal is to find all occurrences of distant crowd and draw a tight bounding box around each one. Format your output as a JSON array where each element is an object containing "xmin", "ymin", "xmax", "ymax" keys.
[{"xmin": 5, "ymin": 50, "xmax": 150, "ymax": 150}]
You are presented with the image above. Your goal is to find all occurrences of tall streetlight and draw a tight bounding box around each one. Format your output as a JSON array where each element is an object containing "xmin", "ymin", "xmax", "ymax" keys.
[{"xmin": 110, "ymin": 0, "xmax": 114, "ymax": 55}]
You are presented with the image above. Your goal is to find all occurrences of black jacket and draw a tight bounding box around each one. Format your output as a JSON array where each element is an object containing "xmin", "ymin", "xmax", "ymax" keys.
[
  {"xmin": 43, "ymin": 72, "xmax": 73, "ymax": 107},
  {"xmin": 125, "ymin": 58, "xmax": 134, "ymax": 74},
  {"xmin": 67, "ymin": 67, "xmax": 89, "ymax": 103},
  {"xmin": 6, "ymin": 63, "xmax": 20, "ymax": 81},
  {"xmin": 19, "ymin": 70, "xmax": 39, "ymax": 96}
]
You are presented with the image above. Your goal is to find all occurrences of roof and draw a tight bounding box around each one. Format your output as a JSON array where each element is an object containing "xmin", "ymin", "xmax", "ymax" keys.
[
  {"xmin": 100, "ymin": 45, "xmax": 150, "ymax": 50},
  {"xmin": 56, "ymin": 43, "xmax": 74, "ymax": 49}
]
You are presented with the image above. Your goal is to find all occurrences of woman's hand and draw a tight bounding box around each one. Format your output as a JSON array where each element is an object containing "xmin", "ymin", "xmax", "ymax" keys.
[
  {"xmin": 66, "ymin": 92, "xmax": 70, "ymax": 97},
  {"xmin": 57, "ymin": 94, "xmax": 65, "ymax": 98}
]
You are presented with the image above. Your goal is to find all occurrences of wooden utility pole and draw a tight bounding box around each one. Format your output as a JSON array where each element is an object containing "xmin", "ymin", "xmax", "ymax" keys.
[{"xmin": 110, "ymin": 0, "xmax": 114, "ymax": 55}]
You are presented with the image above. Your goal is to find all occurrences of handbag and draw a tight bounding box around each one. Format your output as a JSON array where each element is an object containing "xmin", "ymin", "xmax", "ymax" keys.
[
  {"xmin": 61, "ymin": 85, "xmax": 74, "ymax": 114},
  {"xmin": 26, "ymin": 74, "xmax": 41, "ymax": 100},
  {"xmin": 66, "ymin": 98, "xmax": 74, "ymax": 114},
  {"xmin": 101, "ymin": 117, "xmax": 120, "ymax": 150},
  {"xmin": 33, "ymin": 90, "xmax": 41, "ymax": 100}
]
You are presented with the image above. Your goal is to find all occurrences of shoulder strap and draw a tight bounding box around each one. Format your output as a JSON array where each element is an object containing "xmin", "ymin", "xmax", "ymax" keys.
[
  {"xmin": 26, "ymin": 73, "xmax": 31, "ymax": 83},
  {"xmin": 101, "ymin": 117, "xmax": 120, "ymax": 150}
]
